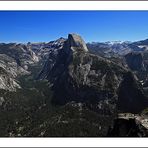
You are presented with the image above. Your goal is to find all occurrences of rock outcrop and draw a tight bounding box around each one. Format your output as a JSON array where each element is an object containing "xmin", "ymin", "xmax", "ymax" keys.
[
  {"xmin": 108, "ymin": 113, "xmax": 148, "ymax": 137},
  {"xmin": 65, "ymin": 33, "xmax": 88, "ymax": 52}
]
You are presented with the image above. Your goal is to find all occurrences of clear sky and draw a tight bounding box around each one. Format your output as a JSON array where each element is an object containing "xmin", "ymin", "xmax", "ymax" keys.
[{"xmin": 0, "ymin": 11, "xmax": 148, "ymax": 43}]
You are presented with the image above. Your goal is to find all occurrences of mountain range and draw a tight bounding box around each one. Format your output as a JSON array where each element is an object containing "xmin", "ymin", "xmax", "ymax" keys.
[{"xmin": 0, "ymin": 34, "xmax": 148, "ymax": 137}]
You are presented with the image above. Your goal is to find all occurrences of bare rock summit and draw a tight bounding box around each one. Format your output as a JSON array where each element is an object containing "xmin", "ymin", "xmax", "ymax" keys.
[{"xmin": 65, "ymin": 33, "xmax": 88, "ymax": 52}]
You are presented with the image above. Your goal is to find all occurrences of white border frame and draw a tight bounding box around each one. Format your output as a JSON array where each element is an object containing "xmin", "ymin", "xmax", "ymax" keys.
[
  {"xmin": 0, "ymin": 1, "xmax": 148, "ymax": 147},
  {"xmin": 0, "ymin": 138, "xmax": 148, "ymax": 147},
  {"xmin": 0, "ymin": 1, "xmax": 148, "ymax": 10}
]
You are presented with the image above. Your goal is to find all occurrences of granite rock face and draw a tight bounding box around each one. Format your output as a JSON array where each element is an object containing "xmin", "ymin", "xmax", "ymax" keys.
[{"xmin": 65, "ymin": 33, "xmax": 88, "ymax": 52}]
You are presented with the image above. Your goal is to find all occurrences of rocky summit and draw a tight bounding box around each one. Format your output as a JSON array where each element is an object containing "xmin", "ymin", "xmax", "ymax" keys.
[
  {"xmin": 66, "ymin": 33, "xmax": 88, "ymax": 52},
  {"xmin": 0, "ymin": 33, "xmax": 148, "ymax": 137}
]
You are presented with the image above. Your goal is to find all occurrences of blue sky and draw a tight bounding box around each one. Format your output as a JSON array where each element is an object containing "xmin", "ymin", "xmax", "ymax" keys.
[{"xmin": 0, "ymin": 11, "xmax": 148, "ymax": 43}]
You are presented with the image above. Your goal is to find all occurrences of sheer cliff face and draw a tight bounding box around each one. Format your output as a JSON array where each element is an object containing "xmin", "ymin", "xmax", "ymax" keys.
[{"xmin": 65, "ymin": 34, "xmax": 88, "ymax": 52}]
